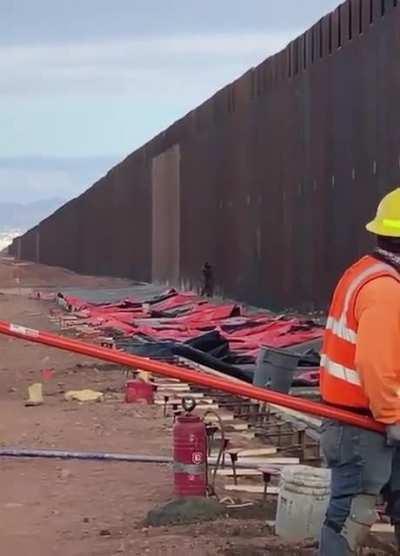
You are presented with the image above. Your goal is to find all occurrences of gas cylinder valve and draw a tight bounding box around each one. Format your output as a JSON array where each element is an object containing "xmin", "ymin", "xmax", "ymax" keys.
[{"xmin": 182, "ymin": 396, "xmax": 197, "ymax": 413}]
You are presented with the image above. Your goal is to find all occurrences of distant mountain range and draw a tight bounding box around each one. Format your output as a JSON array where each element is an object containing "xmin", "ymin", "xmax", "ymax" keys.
[{"xmin": 0, "ymin": 198, "xmax": 64, "ymax": 233}]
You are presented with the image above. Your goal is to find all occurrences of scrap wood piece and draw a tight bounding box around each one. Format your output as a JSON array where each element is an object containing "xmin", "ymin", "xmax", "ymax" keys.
[
  {"xmin": 370, "ymin": 523, "xmax": 395, "ymax": 533},
  {"xmin": 155, "ymin": 400, "xmax": 218, "ymax": 409},
  {"xmin": 156, "ymin": 385, "xmax": 191, "ymax": 392},
  {"xmin": 217, "ymin": 468, "xmax": 262, "ymax": 477},
  {"xmin": 25, "ymin": 383, "xmax": 43, "ymax": 407},
  {"xmin": 137, "ymin": 371, "xmax": 152, "ymax": 382},
  {"xmin": 193, "ymin": 403, "xmax": 219, "ymax": 410},
  {"xmin": 65, "ymin": 389, "xmax": 104, "ymax": 402},
  {"xmin": 228, "ymin": 456, "xmax": 286, "ymax": 466},
  {"xmin": 260, "ymin": 457, "xmax": 300, "ymax": 465},
  {"xmin": 202, "ymin": 413, "xmax": 236, "ymax": 423},
  {"xmin": 224, "ymin": 423, "xmax": 250, "ymax": 430},
  {"xmin": 74, "ymin": 326, "xmax": 98, "ymax": 334},
  {"xmin": 228, "ymin": 447, "xmax": 278, "ymax": 457},
  {"xmin": 60, "ymin": 315, "xmax": 78, "ymax": 322},
  {"xmin": 216, "ymin": 431, "xmax": 256, "ymax": 440},
  {"xmin": 224, "ymin": 484, "xmax": 279, "ymax": 495},
  {"xmin": 156, "ymin": 378, "xmax": 190, "ymax": 385},
  {"xmin": 217, "ymin": 458, "xmax": 299, "ymax": 475},
  {"xmin": 155, "ymin": 392, "xmax": 204, "ymax": 400}
]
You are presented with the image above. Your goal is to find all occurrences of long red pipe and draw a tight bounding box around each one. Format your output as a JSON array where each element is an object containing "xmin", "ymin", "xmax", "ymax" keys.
[{"xmin": 0, "ymin": 320, "xmax": 384, "ymax": 434}]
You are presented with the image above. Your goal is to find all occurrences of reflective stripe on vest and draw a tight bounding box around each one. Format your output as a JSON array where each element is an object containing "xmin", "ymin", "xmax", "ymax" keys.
[
  {"xmin": 326, "ymin": 316, "xmax": 357, "ymax": 344},
  {"xmin": 342, "ymin": 262, "xmax": 395, "ymax": 314},
  {"xmin": 323, "ymin": 261, "xmax": 397, "ymax": 386},
  {"xmin": 320, "ymin": 354, "xmax": 361, "ymax": 386}
]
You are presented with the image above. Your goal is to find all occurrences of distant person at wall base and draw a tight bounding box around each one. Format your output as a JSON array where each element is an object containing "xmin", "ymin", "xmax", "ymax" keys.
[
  {"xmin": 200, "ymin": 262, "xmax": 214, "ymax": 297},
  {"xmin": 56, "ymin": 292, "xmax": 72, "ymax": 312}
]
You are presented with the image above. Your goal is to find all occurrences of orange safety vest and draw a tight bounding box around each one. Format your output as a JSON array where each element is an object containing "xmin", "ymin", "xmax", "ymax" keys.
[{"xmin": 320, "ymin": 255, "xmax": 400, "ymax": 409}]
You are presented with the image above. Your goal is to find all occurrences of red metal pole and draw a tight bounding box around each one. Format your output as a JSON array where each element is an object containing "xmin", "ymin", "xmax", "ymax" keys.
[{"xmin": 0, "ymin": 320, "xmax": 385, "ymax": 434}]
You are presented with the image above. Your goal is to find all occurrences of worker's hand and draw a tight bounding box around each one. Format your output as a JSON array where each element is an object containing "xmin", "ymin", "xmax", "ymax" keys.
[{"xmin": 386, "ymin": 424, "xmax": 400, "ymax": 446}]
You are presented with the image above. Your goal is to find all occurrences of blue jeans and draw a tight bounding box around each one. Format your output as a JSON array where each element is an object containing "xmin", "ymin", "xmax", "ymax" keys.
[{"xmin": 319, "ymin": 420, "xmax": 400, "ymax": 555}]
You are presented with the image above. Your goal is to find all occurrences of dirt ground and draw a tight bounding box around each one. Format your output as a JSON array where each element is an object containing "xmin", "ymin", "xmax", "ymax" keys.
[
  {"xmin": 0, "ymin": 259, "xmax": 393, "ymax": 555},
  {"xmin": 0, "ymin": 259, "xmax": 306, "ymax": 556},
  {"xmin": 0, "ymin": 257, "xmax": 133, "ymax": 289}
]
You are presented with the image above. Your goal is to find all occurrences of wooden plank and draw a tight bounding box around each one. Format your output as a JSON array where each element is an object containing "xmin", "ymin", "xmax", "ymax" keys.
[
  {"xmin": 137, "ymin": 371, "xmax": 152, "ymax": 382},
  {"xmin": 217, "ymin": 469, "xmax": 262, "ymax": 477},
  {"xmin": 154, "ymin": 379, "xmax": 182, "ymax": 385},
  {"xmin": 155, "ymin": 392, "xmax": 204, "ymax": 399},
  {"xmin": 217, "ymin": 458, "xmax": 299, "ymax": 475},
  {"xmin": 224, "ymin": 485, "xmax": 280, "ymax": 495},
  {"xmin": 155, "ymin": 383, "xmax": 190, "ymax": 390},
  {"xmin": 203, "ymin": 413, "xmax": 236, "ymax": 423},
  {"xmin": 216, "ymin": 432, "xmax": 256, "ymax": 440},
  {"xmin": 224, "ymin": 423, "xmax": 250, "ymax": 431},
  {"xmin": 229, "ymin": 448, "xmax": 278, "ymax": 457},
  {"xmin": 259, "ymin": 457, "xmax": 299, "ymax": 465},
  {"xmin": 156, "ymin": 387, "xmax": 192, "ymax": 393},
  {"xmin": 371, "ymin": 523, "xmax": 395, "ymax": 533},
  {"xmin": 154, "ymin": 400, "xmax": 217, "ymax": 408},
  {"xmin": 228, "ymin": 457, "xmax": 288, "ymax": 466}
]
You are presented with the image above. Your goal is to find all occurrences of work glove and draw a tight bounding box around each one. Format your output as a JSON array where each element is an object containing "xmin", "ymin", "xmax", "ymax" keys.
[{"xmin": 386, "ymin": 424, "xmax": 400, "ymax": 446}]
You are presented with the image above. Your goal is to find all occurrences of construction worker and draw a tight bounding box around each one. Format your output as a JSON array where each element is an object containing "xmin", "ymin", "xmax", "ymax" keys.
[
  {"xmin": 200, "ymin": 262, "xmax": 214, "ymax": 297},
  {"xmin": 319, "ymin": 188, "xmax": 400, "ymax": 555}
]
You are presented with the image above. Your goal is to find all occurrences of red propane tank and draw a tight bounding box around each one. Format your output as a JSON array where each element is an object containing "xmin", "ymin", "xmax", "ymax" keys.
[
  {"xmin": 125, "ymin": 379, "xmax": 154, "ymax": 404},
  {"xmin": 173, "ymin": 414, "xmax": 207, "ymax": 497}
]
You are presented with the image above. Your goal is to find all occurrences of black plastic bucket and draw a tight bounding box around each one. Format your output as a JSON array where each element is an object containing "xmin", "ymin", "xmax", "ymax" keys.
[{"xmin": 253, "ymin": 346, "xmax": 301, "ymax": 394}]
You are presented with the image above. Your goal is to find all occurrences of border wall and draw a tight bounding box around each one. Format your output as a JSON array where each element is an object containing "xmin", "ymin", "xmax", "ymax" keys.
[{"xmin": 11, "ymin": 1, "xmax": 400, "ymax": 310}]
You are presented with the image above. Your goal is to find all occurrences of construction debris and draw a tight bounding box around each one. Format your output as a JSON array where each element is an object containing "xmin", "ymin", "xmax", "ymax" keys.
[
  {"xmin": 64, "ymin": 389, "xmax": 104, "ymax": 402},
  {"xmin": 25, "ymin": 382, "xmax": 43, "ymax": 406},
  {"xmin": 48, "ymin": 288, "xmax": 322, "ymax": 385}
]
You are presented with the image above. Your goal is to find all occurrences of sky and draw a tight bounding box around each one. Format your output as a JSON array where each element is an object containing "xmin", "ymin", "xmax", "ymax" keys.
[{"xmin": 0, "ymin": 0, "xmax": 340, "ymax": 204}]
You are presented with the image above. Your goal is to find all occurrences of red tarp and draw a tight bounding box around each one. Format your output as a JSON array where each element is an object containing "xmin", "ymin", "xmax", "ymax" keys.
[{"xmin": 58, "ymin": 290, "xmax": 323, "ymax": 358}]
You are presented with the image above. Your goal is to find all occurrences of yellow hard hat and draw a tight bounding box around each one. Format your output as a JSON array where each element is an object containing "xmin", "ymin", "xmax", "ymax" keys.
[{"xmin": 366, "ymin": 188, "xmax": 400, "ymax": 237}]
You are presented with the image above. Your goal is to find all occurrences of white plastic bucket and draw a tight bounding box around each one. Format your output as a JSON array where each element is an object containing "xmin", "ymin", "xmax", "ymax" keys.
[{"xmin": 276, "ymin": 465, "xmax": 331, "ymax": 542}]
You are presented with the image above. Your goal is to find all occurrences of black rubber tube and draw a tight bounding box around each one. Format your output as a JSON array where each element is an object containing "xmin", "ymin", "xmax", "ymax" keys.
[
  {"xmin": 0, "ymin": 448, "xmax": 270, "ymax": 469},
  {"xmin": 0, "ymin": 448, "xmax": 172, "ymax": 463}
]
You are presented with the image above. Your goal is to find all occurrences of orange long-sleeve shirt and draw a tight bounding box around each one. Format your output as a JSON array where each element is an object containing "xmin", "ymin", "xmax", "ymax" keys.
[{"xmin": 354, "ymin": 275, "xmax": 400, "ymax": 424}]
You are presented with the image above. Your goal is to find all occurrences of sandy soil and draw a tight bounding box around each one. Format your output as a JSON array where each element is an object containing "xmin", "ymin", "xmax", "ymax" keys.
[{"xmin": 0, "ymin": 257, "xmax": 133, "ymax": 289}]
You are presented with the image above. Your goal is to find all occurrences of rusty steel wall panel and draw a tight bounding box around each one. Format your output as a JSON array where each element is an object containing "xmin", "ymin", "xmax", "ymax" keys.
[
  {"xmin": 152, "ymin": 145, "xmax": 180, "ymax": 285},
  {"xmin": 371, "ymin": 0, "xmax": 383, "ymax": 19},
  {"xmin": 109, "ymin": 151, "xmax": 152, "ymax": 282},
  {"xmin": 349, "ymin": 0, "xmax": 361, "ymax": 37},
  {"xmin": 20, "ymin": 227, "xmax": 38, "ymax": 262},
  {"xmin": 38, "ymin": 198, "xmax": 80, "ymax": 271},
  {"xmin": 77, "ymin": 177, "xmax": 114, "ymax": 276},
  {"xmin": 16, "ymin": 2, "xmax": 400, "ymax": 309},
  {"xmin": 361, "ymin": 0, "xmax": 373, "ymax": 29},
  {"xmin": 8, "ymin": 239, "xmax": 17, "ymax": 257}
]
